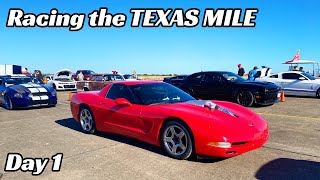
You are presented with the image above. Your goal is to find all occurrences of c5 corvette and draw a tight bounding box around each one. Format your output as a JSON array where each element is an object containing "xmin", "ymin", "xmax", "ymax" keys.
[{"xmin": 70, "ymin": 81, "xmax": 269, "ymax": 159}]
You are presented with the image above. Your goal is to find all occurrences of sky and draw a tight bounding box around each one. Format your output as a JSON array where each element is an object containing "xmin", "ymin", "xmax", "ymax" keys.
[{"xmin": 0, "ymin": 0, "xmax": 319, "ymax": 75}]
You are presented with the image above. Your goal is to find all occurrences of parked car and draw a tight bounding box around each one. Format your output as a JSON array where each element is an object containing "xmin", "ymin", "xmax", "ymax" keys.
[
  {"xmin": 77, "ymin": 74, "xmax": 125, "ymax": 91},
  {"xmin": 167, "ymin": 71, "xmax": 281, "ymax": 107},
  {"xmin": 72, "ymin": 70, "xmax": 96, "ymax": 81},
  {"xmin": 163, "ymin": 75, "xmax": 189, "ymax": 84},
  {"xmin": 47, "ymin": 69, "xmax": 77, "ymax": 91},
  {"xmin": 256, "ymin": 71, "xmax": 320, "ymax": 98},
  {"xmin": 0, "ymin": 74, "xmax": 57, "ymax": 109},
  {"xmin": 70, "ymin": 81, "xmax": 269, "ymax": 159}
]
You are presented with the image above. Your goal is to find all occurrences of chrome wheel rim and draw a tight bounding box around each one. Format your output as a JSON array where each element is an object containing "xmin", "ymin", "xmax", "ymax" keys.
[
  {"xmin": 80, "ymin": 109, "xmax": 93, "ymax": 131},
  {"xmin": 163, "ymin": 125, "xmax": 187, "ymax": 156}
]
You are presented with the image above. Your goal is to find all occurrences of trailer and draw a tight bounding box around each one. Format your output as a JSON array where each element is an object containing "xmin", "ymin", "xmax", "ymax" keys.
[{"xmin": 0, "ymin": 65, "xmax": 23, "ymax": 75}]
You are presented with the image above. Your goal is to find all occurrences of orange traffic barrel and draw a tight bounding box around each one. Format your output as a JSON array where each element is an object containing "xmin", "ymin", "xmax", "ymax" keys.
[{"xmin": 69, "ymin": 91, "xmax": 77, "ymax": 101}]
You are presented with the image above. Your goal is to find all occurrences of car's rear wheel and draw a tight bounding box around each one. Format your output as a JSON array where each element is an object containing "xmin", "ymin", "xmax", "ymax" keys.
[
  {"xmin": 79, "ymin": 106, "xmax": 96, "ymax": 134},
  {"xmin": 236, "ymin": 90, "xmax": 254, "ymax": 107},
  {"xmin": 316, "ymin": 88, "xmax": 320, "ymax": 98},
  {"xmin": 4, "ymin": 94, "xmax": 13, "ymax": 110},
  {"xmin": 161, "ymin": 121, "xmax": 194, "ymax": 160}
]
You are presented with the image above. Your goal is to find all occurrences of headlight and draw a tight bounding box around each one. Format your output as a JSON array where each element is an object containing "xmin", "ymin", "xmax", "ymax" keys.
[
  {"xmin": 14, "ymin": 93, "xmax": 23, "ymax": 98},
  {"xmin": 215, "ymin": 105, "xmax": 238, "ymax": 117},
  {"xmin": 208, "ymin": 142, "xmax": 231, "ymax": 148}
]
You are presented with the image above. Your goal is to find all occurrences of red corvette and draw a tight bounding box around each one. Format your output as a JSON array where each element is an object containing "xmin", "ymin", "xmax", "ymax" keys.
[{"xmin": 70, "ymin": 81, "xmax": 269, "ymax": 160}]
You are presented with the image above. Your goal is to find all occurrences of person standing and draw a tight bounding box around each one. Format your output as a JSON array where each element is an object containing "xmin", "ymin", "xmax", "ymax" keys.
[
  {"xmin": 34, "ymin": 70, "xmax": 44, "ymax": 84},
  {"xmin": 77, "ymin": 71, "xmax": 84, "ymax": 81},
  {"xmin": 248, "ymin": 66, "xmax": 258, "ymax": 81},
  {"xmin": 237, "ymin": 64, "xmax": 245, "ymax": 76},
  {"xmin": 299, "ymin": 67, "xmax": 304, "ymax": 72}
]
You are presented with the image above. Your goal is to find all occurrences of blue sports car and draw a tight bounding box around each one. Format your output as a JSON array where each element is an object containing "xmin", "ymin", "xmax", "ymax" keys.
[{"xmin": 0, "ymin": 75, "xmax": 57, "ymax": 109}]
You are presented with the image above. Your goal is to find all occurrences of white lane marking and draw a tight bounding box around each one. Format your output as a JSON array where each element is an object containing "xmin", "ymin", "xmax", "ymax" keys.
[
  {"xmin": 37, "ymin": 88, "xmax": 47, "ymax": 92},
  {"xmin": 40, "ymin": 95, "xmax": 49, "ymax": 100}
]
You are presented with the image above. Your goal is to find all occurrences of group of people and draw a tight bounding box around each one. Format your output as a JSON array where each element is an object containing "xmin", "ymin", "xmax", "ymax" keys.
[
  {"xmin": 22, "ymin": 68, "xmax": 45, "ymax": 84},
  {"xmin": 237, "ymin": 64, "xmax": 263, "ymax": 81},
  {"xmin": 293, "ymin": 66, "xmax": 304, "ymax": 72}
]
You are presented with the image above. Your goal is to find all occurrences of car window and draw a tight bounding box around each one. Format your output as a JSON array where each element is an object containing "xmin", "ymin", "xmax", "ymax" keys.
[
  {"xmin": 189, "ymin": 74, "xmax": 204, "ymax": 82},
  {"xmin": 95, "ymin": 76, "xmax": 103, "ymax": 81},
  {"xmin": 106, "ymin": 84, "xmax": 136, "ymax": 103},
  {"xmin": 204, "ymin": 74, "xmax": 224, "ymax": 85},
  {"xmin": 282, "ymin": 73, "xmax": 302, "ymax": 80},
  {"xmin": 129, "ymin": 83, "xmax": 195, "ymax": 105}
]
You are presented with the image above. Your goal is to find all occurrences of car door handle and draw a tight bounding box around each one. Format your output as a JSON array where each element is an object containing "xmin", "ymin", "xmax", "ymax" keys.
[{"xmin": 100, "ymin": 101, "xmax": 106, "ymax": 105}]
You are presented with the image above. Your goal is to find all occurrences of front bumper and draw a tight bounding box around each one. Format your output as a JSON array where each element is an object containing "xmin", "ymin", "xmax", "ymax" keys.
[
  {"xmin": 10, "ymin": 95, "xmax": 57, "ymax": 108},
  {"xmin": 255, "ymin": 91, "xmax": 281, "ymax": 105},
  {"xmin": 56, "ymin": 84, "xmax": 77, "ymax": 90},
  {"xmin": 199, "ymin": 128, "xmax": 269, "ymax": 158}
]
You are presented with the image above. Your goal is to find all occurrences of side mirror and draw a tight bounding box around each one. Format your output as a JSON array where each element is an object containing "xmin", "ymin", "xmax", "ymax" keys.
[
  {"xmin": 115, "ymin": 98, "xmax": 132, "ymax": 107},
  {"xmin": 298, "ymin": 77, "xmax": 306, "ymax": 80}
]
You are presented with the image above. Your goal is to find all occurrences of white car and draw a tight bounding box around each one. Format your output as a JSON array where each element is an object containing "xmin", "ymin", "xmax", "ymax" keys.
[
  {"xmin": 256, "ymin": 71, "xmax": 320, "ymax": 97},
  {"xmin": 47, "ymin": 69, "xmax": 77, "ymax": 91}
]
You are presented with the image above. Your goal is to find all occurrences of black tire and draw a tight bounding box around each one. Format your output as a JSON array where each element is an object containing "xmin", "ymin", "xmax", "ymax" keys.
[
  {"xmin": 160, "ymin": 120, "xmax": 194, "ymax": 160},
  {"xmin": 4, "ymin": 94, "xmax": 13, "ymax": 110},
  {"xmin": 236, "ymin": 90, "xmax": 254, "ymax": 107},
  {"xmin": 53, "ymin": 84, "xmax": 57, "ymax": 90},
  {"xmin": 316, "ymin": 88, "xmax": 320, "ymax": 98},
  {"xmin": 79, "ymin": 106, "xmax": 96, "ymax": 134}
]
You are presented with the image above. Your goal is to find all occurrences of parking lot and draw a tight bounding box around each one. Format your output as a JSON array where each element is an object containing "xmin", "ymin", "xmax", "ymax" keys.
[{"xmin": 0, "ymin": 91, "xmax": 320, "ymax": 180}]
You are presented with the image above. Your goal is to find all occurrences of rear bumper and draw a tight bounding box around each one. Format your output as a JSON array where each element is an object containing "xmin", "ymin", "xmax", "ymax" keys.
[{"xmin": 198, "ymin": 129, "xmax": 269, "ymax": 158}]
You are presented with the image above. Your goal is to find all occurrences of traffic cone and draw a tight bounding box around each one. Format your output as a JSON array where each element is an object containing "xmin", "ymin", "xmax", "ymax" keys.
[
  {"xmin": 69, "ymin": 92, "xmax": 76, "ymax": 101},
  {"xmin": 280, "ymin": 91, "xmax": 285, "ymax": 102}
]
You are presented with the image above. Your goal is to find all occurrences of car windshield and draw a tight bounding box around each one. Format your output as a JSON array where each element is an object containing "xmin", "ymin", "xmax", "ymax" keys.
[
  {"xmin": 220, "ymin": 72, "xmax": 245, "ymax": 82},
  {"xmin": 81, "ymin": 70, "xmax": 95, "ymax": 75},
  {"xmin": 5, "ymin": 77, "xmax": 32, "ymax": 85},
  {"xmin": 129, "ymin": 83, "xmax": 195, "ymax": 105},
  {"xmin": 302, "ymin": 72, "xmax": 316, "ymax": 80},
  {"xmin": 104, "ymin": 75, "xmax": 125, "ymax": 81},
  {"xmin": 123, "ymin": 75, "xmax": 136, "ymax": 79}
]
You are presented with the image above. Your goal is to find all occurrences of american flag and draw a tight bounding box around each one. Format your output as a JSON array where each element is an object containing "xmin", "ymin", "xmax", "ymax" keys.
[{"xmin": 285, "ymin": 49, "xmax": 300, "ymax": 63}]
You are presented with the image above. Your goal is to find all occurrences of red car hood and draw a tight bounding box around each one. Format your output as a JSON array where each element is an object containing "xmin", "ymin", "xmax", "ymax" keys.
[{"xmin": 155, "ymin": 100, "xmax": 268, "ymax": 142}]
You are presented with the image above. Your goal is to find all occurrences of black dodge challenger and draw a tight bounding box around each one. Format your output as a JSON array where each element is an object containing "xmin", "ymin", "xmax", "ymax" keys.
[{"xmin": 165, "ymin": 71, "xmax": 281, "ymax": 107}]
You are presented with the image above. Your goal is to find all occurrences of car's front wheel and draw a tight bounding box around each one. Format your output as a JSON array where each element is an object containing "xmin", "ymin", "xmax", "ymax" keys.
[
  {"xmin": 79, "ymin": 106, "xmax": 96, "ymax": 134},
  {"xmin": 236, "ymin": 90, "xmax": 254, "ymax": 107},
  {"xmin": 161, "ymin": 121, "xmax": 194, "ymax": 160},
  {"xmin": 316, "ymin": 88, "xmax": 320, "ymax": 98},
  {"xmin": 53, "ymin": 84, "xmax": 57, "ymax": 90},
  {"xmin": 4, "ymin": 94, "xmax": 12, "ymax": 110}
]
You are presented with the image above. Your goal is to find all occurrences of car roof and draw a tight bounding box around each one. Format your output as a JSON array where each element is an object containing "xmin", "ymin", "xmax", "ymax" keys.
[
  {"xmin": 278, "ymin": 71, "xmax": 303, "ymax": 74},
  {"xmin": 113, "ymin": 80, "xmax": 163, "ymax": 86}
]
